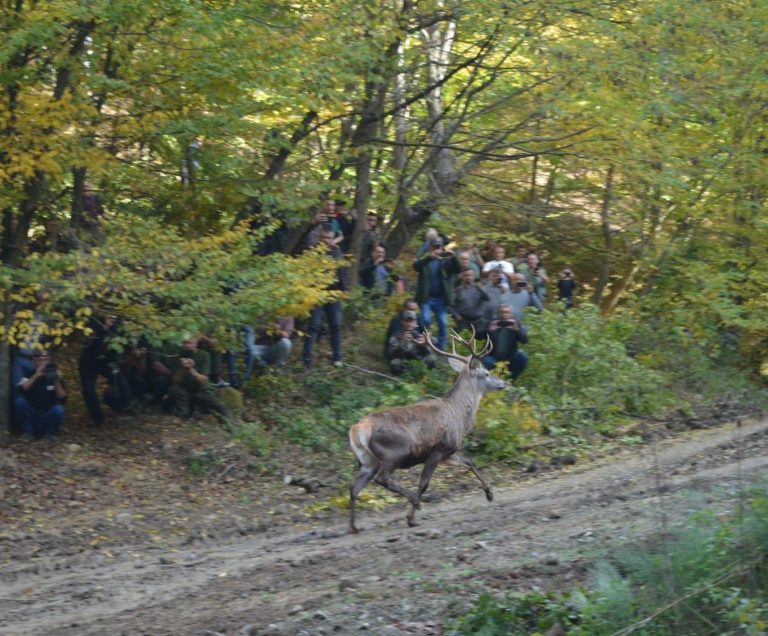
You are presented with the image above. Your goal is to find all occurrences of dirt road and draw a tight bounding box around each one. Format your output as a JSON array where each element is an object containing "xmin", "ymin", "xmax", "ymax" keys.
[{"xmin": 2, "ymin": 418, "xmax": 767, "ymax": 636}]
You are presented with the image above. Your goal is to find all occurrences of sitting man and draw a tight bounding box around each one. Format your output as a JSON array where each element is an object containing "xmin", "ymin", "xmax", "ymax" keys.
[
  {"xmin": 383, "ymin": 298, "xmax": 425, "ymax": 355},
  {"xmin": 164, "ymin": 336, "xmax": 228, "ymax": 420},
  {"xmin": 385, "ymin": 310, "xmax": 436, "ymax": 375},
  {"xmin": 482, "ymin": 305, "xmax": 529, "ymax": 380},
  {"xmin": 245, "ymin": 316, "xmax": 295, "ymax": 379},
  {"xmin": 79, "ymin": 313, "xmax": 134, "ymax": 427},
  {"xmin": 452, "ymin": 268, "xmax": 491, "ymax": 337},
  {"xmin": 14, "ymin": 350, "xmax": 66, "ymax": 440},
  {"xmin": 120, "ymin": 338, "xmax": 154, "ymax": 404}
]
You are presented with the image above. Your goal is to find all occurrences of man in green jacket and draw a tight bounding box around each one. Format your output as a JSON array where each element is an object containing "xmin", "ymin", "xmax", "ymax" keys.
[
  {"xmin": 165, "ymin": 336, "xmax": 228, "ymax": 420},
  {"xmin": 413, "ymin": 238, "xmax": 460, "ymax": 350}
]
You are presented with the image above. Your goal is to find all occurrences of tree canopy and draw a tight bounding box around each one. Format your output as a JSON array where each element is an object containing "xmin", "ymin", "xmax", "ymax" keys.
[{"xmin": 1, "ymin": 0, "xmax": 766, "ymax": 404}]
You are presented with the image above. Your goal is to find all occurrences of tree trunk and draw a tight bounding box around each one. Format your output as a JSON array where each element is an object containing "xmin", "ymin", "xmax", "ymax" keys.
[
  {"xmin": 591, "ymin": 165, "xmax": 615, "ymax": 305},
  {"xmin": 0, "ymin": 299, "xmax": 12, "ymax": 437}
]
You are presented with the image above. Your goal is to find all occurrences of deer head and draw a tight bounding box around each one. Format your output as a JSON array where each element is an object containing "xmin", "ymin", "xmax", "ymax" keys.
[{"xmin": 424, "ymin": 327, "xmax": 506, "ymax": 393}]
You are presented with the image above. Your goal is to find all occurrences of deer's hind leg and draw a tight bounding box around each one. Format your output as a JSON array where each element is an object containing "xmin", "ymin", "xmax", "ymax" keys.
[
  {"xmin": 349, "ymin": 463, "xmax": 377, "ymax": 534},
  {"xmin": 374, "ymin": 466, "xmax": 419, "ymax": 509},
  {"xmin": 443, "ymin": 452, "xmax": 493, "ymax": 501}
]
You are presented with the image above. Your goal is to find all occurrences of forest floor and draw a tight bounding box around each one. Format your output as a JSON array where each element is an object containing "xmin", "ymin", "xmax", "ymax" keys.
[{"xmin": 1, "ymin": 408, "xmax": 768, "ymax": 636}]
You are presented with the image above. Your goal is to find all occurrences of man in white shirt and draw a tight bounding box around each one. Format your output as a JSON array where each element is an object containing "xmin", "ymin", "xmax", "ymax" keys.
[{"xmin": 481, "ymin": 245, "xmax": 515, "ymax": 290}]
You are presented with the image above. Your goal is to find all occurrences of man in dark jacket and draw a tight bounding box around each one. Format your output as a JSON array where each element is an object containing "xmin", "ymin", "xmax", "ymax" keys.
[
  {"xmin": 79, "ymin": 313, "xmax": 133, "ymax": 427},
  {"xmin": 482, "ymin": 305, "xmax": 529, "ymax": 380},
  {"xmin": 413, "ymin": 238, "xmax": 460, "ymax": 350},
  {"xmin": 14, "ymin": 350, "xmax": 67, "ymax": 440},
  {"xmin": 385, "ymin": 311, "xmax": 437, "ymax": 375},
  {"xmin": 303, "ymin": 228, "xmax": 348, "ymax": 369}
]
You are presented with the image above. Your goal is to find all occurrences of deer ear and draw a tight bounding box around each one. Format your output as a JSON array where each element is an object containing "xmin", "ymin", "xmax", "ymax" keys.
[{"xmin": 447, "ymin": 357, "xmax": 466, "ymax": 373}]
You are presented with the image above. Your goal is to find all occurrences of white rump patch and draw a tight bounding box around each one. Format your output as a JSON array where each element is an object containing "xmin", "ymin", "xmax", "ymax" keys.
[{"xmin": 351, "ymin": 428, "xmax": 377, "ymax": 468}]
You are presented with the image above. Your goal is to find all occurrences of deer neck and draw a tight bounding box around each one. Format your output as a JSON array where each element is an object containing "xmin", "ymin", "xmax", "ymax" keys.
[{"xmin": 445, "ymin": 376, "xmax": 483, "ymax": 436}]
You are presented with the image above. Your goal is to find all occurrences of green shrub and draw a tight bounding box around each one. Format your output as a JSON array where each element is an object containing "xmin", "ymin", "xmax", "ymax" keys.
[
  {"xmin": 522, "ymin": 305, "xmax": 668, "ymax": 430},
  {"xmin": 449, "ymin": 491, "xmax": 768, "ymax": 636}
]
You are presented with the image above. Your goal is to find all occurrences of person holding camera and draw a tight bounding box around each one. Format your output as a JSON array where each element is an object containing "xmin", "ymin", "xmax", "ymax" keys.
[
  {"xmin": 164, "ymin": 336, "xmax": 228, "ymax": 420},
  {"xmin": 360, "ymin": 245, "xmax": 396, "ymax": 298},
  {"xmin": 482, "ymin": 305, "xmax": 529, "ymax": 381},
  {"xmin": 302, "ymin": 199, "xmax": 343, "ymax": 251},
  {"xmin": 385, "ymin": 310, "xmax": 436, "ymax": 375},
  {"xmin": 506, "ymin": 272, "xmax": 544, "ymax": 324},
  {"xmin": 303, "ymin": 228, "xmax": 348, "ymax": 369},
  {"xmin": 523, "ymin": 252, "xmax": 549, "ymax": 299},
  {"xmin": 481, "ymin": 245, "xmax": 515, "ymax": 290},
  {"xmin": 14, "ymin": 350, "xmax": 66, "ymax": 440},
  {"xmin": 413, "ymin": 238, "xmax": 461, "ymax": 350},
  {"xmin": 452, "ymin": 268, "xmax": 491, "ymax": 337},
  {"xmin": 557, "ymin": 268, "xmax": 577, "ymax": 309}
]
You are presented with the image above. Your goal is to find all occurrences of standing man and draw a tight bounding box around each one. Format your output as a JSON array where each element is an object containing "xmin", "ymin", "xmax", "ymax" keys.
[
  {"xmin": 413, "ymin": 237, "xmax": 461, "ymax": 350},
  {"xmin": 506, "ymin": 272, "xmax": 544, "ymax": 324},
  {"xmin": 79, "ymin": 313, "xmax": 133, "ymax": 427},
  {"xmin": 303, "ymin": 228, "xmax": 348, "ymax": 369},
  {"xmin": 452, "ymin": 268, "xmax": 491, "ymax": 337},
  {"xmin": 557, "ymin": 268, "xmax": 577, "ymax": 309},
  {"xmin": 481, "ymin": 245, "xmax": 515, "ymax": 290}
]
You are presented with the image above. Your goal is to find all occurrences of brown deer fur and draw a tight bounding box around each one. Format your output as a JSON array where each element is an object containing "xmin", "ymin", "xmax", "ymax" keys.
[{"xmin": 348, "ymin": 331, "xmax": 506, "ymax": 533}]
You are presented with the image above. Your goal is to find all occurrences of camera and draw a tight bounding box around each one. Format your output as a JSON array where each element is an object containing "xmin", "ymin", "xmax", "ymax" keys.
[
  {"xmin": 44, "ymin": 361, "xmax": 57, "ymax": 374},
  {"xmin": 438, "ymin": 250, "xmax": 452, "ymax": 258},
  {"xmin": 516, "ymin": 280, "xmax": 528, "ymax": 288}
]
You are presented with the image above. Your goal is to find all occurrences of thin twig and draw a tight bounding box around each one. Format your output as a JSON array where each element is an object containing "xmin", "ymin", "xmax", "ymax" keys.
[{"xmin": 610, "ymin": 554, "xmax": 765, "ymax": 636}]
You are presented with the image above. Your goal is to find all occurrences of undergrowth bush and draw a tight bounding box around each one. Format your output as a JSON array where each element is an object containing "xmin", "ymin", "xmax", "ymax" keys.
[
  {"xmin": 522, "ymin": 305, "xmax": 668, "ymax": 433},
  {"xmin": 448, "ymin": 490, "xmax": 768, "ymax": 635}
]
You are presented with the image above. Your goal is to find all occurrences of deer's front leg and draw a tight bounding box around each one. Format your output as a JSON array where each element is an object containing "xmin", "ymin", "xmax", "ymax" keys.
[
  {"xmin": 407, "ymin": 453, "xmax": 443, "ymax": 527},
  {"xmin": 443, "ymin": 452, "xmax": 493, "ymax": 501}
]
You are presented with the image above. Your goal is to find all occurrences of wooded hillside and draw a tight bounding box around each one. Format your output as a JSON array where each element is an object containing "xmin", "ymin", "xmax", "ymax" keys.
[{"xmin": 2, "ymin": 0, "xmax": 767, "ymax": 421}]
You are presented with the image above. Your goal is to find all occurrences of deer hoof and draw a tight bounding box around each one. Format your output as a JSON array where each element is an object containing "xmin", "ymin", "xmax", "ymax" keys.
[
  {"xmin": 485, "ymin": 489, "xmax": 494, "ymax": 502},
  {"xmin": 348, "ymin": 525, "xmax": 360, "ymax": 534},
  {"xmin": 407, "ymin": 517, "xmax": 419, "ymax": 528}
]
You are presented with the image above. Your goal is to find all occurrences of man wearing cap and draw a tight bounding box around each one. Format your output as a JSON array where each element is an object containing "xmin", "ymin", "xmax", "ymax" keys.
[
  {"xmin": 383, "ymin": 299, "xmax": 425, "ymax": 356},
  {"xmin": 413, "ymin": 237, "xmax": 461, "ymax": 350},
  {"xmin": 385, "ymin": 310, "xmax": 436, "ymax": 375}
]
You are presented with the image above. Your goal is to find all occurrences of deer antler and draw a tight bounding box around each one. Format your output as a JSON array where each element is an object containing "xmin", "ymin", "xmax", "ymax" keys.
[
  {"xmin": 424, "ymin": 326, "xmax": 493, "ymax": 368},
  {"xmin": 450, "ymin": 326, "xmax": 493, "ymax": 361},
  {"xmin": 423, "ymin": 330, "xmax": 473, "ymax": 367}
]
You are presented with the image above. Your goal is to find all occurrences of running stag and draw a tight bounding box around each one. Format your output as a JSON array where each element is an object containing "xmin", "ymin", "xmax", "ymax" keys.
[{"xmin": 348, "ymin": 330, "xmax": 506, "ymax": 533}]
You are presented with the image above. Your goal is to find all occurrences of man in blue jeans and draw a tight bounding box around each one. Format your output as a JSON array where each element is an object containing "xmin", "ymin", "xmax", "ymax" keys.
[
  {"xmin": 413, "ymin": 237, "xmax": 460, "ymax": 350},
  {"xmin": 243, "ymin": 316, "xmax": 295, "ymax": 378},
  {"xmin": 303, "ymin": 228, "xmax": 348, "ymax": 369},
  {"xmin": 14, "ymin": 350, "xmax": 66, "ymax": 440}
]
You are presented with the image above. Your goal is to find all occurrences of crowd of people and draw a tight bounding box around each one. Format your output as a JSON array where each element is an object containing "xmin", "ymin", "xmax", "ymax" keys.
[
  {"xmin": 10, "ymin": 198, "xmax": 577, "ymax": 441},
  {"xmin": 381, "ymin": 232, "xmax": 576, "ymax": 378}
]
